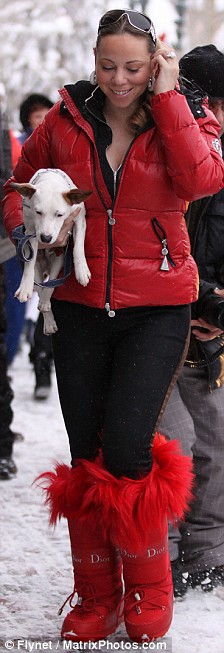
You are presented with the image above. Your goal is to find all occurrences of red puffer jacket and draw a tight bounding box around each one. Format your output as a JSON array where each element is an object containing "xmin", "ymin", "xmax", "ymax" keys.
[{"xmin": 3, "ymin": 85, "xmax": 224, "ymax": 311}]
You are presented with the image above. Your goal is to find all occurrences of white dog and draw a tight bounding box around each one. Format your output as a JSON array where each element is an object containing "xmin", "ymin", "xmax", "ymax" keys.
[{"xmin": 11, "ymin": 168, "xmax": 91, "ymax": 335}]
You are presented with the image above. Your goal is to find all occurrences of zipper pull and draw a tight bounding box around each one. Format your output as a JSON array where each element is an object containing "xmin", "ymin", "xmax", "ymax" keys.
[
  {"xmin": 107, "ymin": 209, "xmax": 116, "ymax": 225},
  {"xmin": 105, "ymin": 302, "xmax": 116, "ymax": 318},
  {"xmin": 160, "ymin": 238, "xmax": 169, "ymax": 271},
  {"xmin": 151, "ymin": 218, "xmax": 176, "ymax": 271}
]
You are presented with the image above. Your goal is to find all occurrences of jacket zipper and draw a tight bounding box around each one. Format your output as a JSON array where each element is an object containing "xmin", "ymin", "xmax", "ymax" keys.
[
  {"xmin": 105, "ymin": 205, "xmax": 115, "ymax": 316},
  {"xmin": 91, "ymin": 143, "xmax": 134, "ymax": 317},
  {"xmin": 105, "ymin": 169, "xmax": 120, "ymax": 317},
  {"xmin": 91, "ymin": 148, "xmax": 117, "ymax": 317}
]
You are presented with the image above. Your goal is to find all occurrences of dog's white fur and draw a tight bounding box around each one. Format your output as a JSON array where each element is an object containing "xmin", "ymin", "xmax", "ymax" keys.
[{"xmin": 11, "ymin": 169, "xmax": 91, "ymax": 335}]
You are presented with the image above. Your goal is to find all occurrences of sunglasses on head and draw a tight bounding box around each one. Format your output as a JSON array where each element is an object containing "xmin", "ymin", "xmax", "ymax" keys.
[{"xmin": 98, "ymin": 9, "xmax": 156, "ymax": 46}]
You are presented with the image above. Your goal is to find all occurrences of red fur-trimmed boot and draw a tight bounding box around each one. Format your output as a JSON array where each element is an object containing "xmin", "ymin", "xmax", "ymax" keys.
[
  {"xmin": 37, "ymin": 465, "xmax": 123, "ymax": 642},
  {"xmin": 60, "ymin": 519, "xmax": 123, "ymax": 642},
  {"xmin": 71, "ymin": 433, "xmax": 194, "ymax": 643},
  {"xmin": 120, "ymin": 520, "xmax": 172, "ymax": 642}
]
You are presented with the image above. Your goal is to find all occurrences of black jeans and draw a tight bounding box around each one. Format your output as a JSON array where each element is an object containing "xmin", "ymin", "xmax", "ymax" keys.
[{"xmin": 52, "ymin": 301, "xmax": 190, "ymax": 479}]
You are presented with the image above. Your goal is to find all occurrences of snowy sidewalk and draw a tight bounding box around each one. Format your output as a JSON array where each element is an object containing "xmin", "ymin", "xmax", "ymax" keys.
[{"xmin": 0, "ymin": 342, "xmax": 223, "ymax": 653}]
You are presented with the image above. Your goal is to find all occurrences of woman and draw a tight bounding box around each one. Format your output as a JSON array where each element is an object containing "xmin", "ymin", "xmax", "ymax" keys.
[{"xmin": 3, "ymin": 8, "xmax": 224, "ymax": 644}]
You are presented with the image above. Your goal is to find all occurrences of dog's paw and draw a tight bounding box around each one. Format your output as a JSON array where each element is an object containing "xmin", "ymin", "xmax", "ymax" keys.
[
  {"xmin": 44, "ymin": 323, "xmax": 58, "ymax": 335},
  {"xmin": 75, "ymin": 262, "xmax": 91, "ymax": 287},
  {"xmin": 14, "ymin": 286, "xmax": 33, "ymax": 302},
  {"xmin": 42, "ymin": 311, "xmax": 58, "ymax": 335},
  {"xmin": 38, "ymin": 301, "xmax": 51, "ymax": 313}
]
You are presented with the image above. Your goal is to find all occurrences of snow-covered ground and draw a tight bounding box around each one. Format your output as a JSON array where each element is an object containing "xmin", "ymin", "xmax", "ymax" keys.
[{"xmin": 0, "ymin": 341, "xmax": 223, "ymax": 653}]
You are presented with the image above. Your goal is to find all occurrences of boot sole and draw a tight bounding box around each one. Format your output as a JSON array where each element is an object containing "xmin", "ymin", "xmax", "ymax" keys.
[
  {"xmin": 61, "ymin": 613, "xmax": 123, "ymax": 642},
  {"xmin": 125, "ymin": 611, "xmax": 172, "ymax": 643}
]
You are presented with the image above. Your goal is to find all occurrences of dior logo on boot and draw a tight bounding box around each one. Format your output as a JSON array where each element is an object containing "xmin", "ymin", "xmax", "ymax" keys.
[
  {"xmin": 90, "ymin": 553, "xmax": 110, "ymax": 563},
  {"xmin": 120, "ymin": 549, "xmax": 138, "ymax": 559},
  {"xmin": 147, "ymin": 545, "xmax": 167, "ymax": 557},
  {"xmin": 72, "ymin": 554, "xmax": 82, "ymax": 564}
]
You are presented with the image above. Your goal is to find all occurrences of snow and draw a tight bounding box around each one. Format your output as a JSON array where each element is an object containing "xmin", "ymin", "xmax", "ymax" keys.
[
  {"xmin": 0, "ymin": 341, "xmax": 223, "ymax": 653},
  {"xmin": 1, "ymin": 0, "xmax": 224, "ymax": 132}
]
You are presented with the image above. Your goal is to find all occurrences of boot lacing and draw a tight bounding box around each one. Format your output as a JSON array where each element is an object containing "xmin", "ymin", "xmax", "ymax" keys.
[
  {"xmin": 117, "ymin": 584, "xmax": 171, "ymax": 620},
  {"xmin": 58, "ymin": 575, "xmax": 119, "ymax": 618}
]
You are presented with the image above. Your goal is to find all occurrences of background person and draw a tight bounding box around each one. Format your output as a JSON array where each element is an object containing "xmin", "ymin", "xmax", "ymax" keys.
[
  {"xmin": 3, "ymin": 10, "xmax": 224, "ymax": 644},
  {"xmin": 0, "ymin": 88, "xmax": 22, "ymax": 480},
  {"xmin": 0, "ymin": 82, "xmax": 24, "ymax": 366},
  {"xmin": 160, "ymin": 44, "xmax": 224, "ymax": 597},
  {"xmin": 18, "ymin": 92, "xmax": 53, "ymax": 144}
]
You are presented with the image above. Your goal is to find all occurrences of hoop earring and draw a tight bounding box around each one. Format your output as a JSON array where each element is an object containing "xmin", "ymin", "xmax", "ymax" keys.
[
  {"xmin": 148, "ymin": 76, "xmax": 155, "ymax": 92},
  {"xmin": 89, "ymin": 71, "xmax": 97, "ymax": 86}
]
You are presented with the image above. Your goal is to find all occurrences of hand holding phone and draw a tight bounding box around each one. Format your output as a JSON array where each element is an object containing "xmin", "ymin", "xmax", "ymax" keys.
[{"xmin": 150, "ymin": 48, "xmax": 179, "ymax": 95}]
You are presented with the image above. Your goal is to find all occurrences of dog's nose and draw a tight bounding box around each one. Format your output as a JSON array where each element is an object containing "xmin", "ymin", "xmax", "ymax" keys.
[{"xmin": 40, "ymin": 234, "xmax": 52, "ymax": 244}]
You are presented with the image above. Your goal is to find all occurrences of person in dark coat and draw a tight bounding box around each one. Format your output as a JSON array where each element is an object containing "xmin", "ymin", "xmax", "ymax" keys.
[
  {"xmin": 18, "ymin": 93, "xmax": 53, "ymax": 144},
  {"xmin": 0, "ymin": 90, "xmax": 22, "ymax": 480},
  {"xmin": 160, "ymin": 44, "xmax": 224, "ymax": 596}
]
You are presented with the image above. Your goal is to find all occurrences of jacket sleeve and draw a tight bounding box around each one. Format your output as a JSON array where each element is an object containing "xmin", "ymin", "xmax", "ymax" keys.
[
  {"xmin": 150, "ymin": 90, "xmax": 224, "ymax": 201},
  {"xmin": 2, "ymin": 103, "xmax": 59, "ymax": 238}
]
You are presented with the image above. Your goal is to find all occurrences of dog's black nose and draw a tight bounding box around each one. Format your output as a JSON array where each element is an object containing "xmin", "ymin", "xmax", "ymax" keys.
[{"xmin": 40, "ymin": 234, "xmax": 52, "ymax": 243}]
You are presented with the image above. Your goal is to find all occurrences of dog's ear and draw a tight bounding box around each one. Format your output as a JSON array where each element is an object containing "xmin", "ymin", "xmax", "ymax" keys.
[
  {"xmin": 10, "ymin": 182, "xmax": 37, "ymax": 199},
  {"xmin": 63, "ymin": 189, "xmax": 92, "ymax": 206}
]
